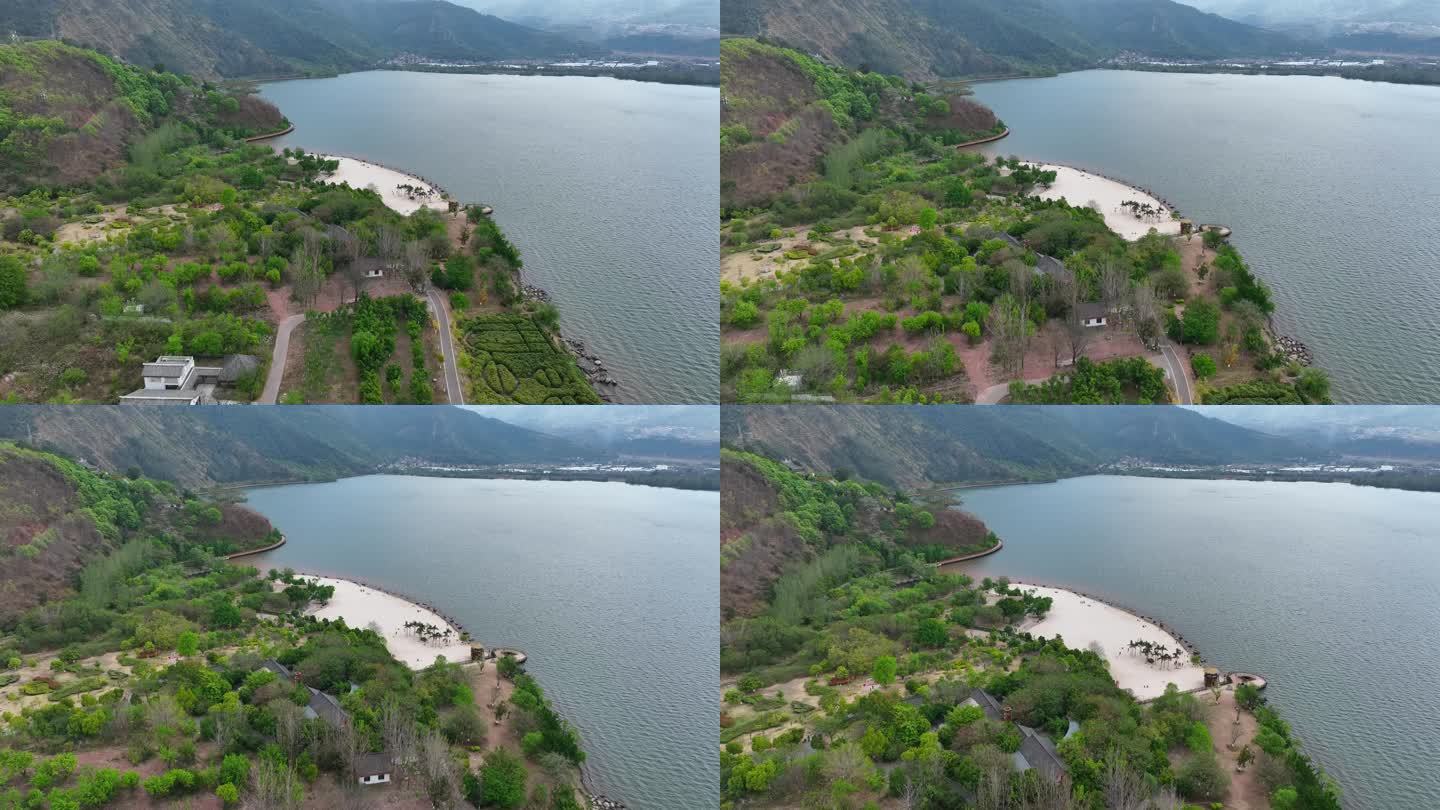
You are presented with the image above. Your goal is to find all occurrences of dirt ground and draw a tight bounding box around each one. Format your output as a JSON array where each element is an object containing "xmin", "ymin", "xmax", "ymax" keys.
[
  {"xmin": 1205, "ymin": 685, "xmax": 1265, "ymax": 810},
  {"xmin": 721, "ymin": 224, "xmax": 880, "ymax": 284}
]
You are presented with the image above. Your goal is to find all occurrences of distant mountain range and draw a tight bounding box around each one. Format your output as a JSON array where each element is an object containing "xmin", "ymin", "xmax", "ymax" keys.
[
  {"xmin": 722, "ymin": 406, "xmax": 1316, "ymax": 488},
  {"xmin": 1174, "ymin": 0, "xmax": 1440, "ymax": 56},
  {"xmin": 722, "ymin": 0, "xmax": 1312, "ymax": 79},
  {"xmin": 0, "ymin": 0, "xmax": 598, "ymax": 79},
  {"xmin": 0, "ymin": 406, "xmax": 594, "ymax": 488}
]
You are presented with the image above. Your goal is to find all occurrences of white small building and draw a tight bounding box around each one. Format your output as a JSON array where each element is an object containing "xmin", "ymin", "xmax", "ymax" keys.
[
  {"xmin": 121, "ymin": 356, "xmax": 223, "ymax": 405},
  {"xmin": 141, "ymin": 356, "xmax": 196, "ymax": 390},
  {"xmin": 354, "ymin": 752, "xmax": 393, "ymax": 786}
]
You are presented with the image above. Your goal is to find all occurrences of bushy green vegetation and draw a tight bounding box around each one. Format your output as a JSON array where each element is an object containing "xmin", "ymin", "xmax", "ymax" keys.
[
  {"xmin": 458, "ymin": 314, "xmax": 600, "ymax": 404},
  {"xmin": 721, "ymin": 453, "xmax": 1343, "ymax": 810},
  {"xmin": 0, "ymin": 444, "xmax": 590, "ymax": 809},
  {"xmin": 722, "ymin": 451, "xmax": 1000, "ymax": 676},
  {"xmin": 721, "ymin": 50, "xmax": 1330, "ymax": 404},
  {"xmin": 1008, "ymin": 356, "xmax": 1169, "ymax": 404}
]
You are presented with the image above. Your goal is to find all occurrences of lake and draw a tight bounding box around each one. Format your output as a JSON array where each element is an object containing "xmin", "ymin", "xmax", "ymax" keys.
[
  {"xmin": 259, "ymin": 71, "xmax": 719, "ymax": 404},
  {"xmin": 947, "ymin": 475, "xmax": 1440, "ymax": 810},
  {"xmin": 242, "ymin": 475, "xmax": 719, "ymax": 809},
  {"xmin": 970, "ymin": 70, "xmax": 1440, "ymax": 404}
]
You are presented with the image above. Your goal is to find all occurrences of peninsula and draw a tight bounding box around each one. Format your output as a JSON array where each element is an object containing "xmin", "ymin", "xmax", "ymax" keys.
[
  {"xmin": 0, "ymin": 40, "xmax": 601, "ymax": 405},
  {"xmin": 0, "ymin": 442, "xmax": 594, "ymax": 809},
  {"xmin": 719, "ymin": 447, "xmax": 1342, "ymax": 809},
  {"xmin": 720, "ymin": 39, "xmax": 1331, "ymax": 405}
]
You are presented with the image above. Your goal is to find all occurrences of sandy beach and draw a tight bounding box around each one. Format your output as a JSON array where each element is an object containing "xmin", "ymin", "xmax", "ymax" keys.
[
  {"xmin": 1031, "ymin": 164, "xmax": 1182, "ymax": 241},
  {"xmin": 302, "ymin": 576, "xmax": 473, "ymax": 669},
  {"xmin": 1015, "ymin": 583, "xmax": 1205, "ymax": 700},
  {"xmin": 318, "ymin": 156, "xmax": 450, "ymax": 216}
]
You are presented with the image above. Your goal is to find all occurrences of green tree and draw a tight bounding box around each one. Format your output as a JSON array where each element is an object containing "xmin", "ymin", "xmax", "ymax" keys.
[
  {"xmin": 0, "ymin": 254, "xmax": 28, "ymax": 310},
  {"xmin": 1191, "ymin": 353, "xmax": 1217, "ymax": 380},
  {"xmin": 176, "ymin": 632, "xmax": 199, "ymax": 657},
  {"xmin": 478, "ymin": 749, "xmax": 528, "ymax": 808},
  {"xmin": 1181, "ymin": 299, "xmax": 1220, "ymax": 345},
  {"xmin": 872, "ymin": 655, "xmax": 897, "ymax": 685}
]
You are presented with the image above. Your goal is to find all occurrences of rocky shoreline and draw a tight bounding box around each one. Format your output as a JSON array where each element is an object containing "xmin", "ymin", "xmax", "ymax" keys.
[
  {"xmin": 1271, "ymin": 332, "xmax": 1314, "ymax": 366},
  {"xmin": 521, "ymin": 284, "xmax": 619, "ymax": 399}
]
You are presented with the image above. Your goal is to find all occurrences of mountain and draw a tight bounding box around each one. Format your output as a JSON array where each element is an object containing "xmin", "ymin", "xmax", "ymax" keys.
[
  {"xmin": 0, "ymin": 40, "xmax": 284, "ymax": 192},
  {"xmin": 723, "ymin": 0, "xmax": 1309, "ymax": 79},
  {"xmin": 722, "ymin": 405, "xmax": 1315, "ymax": 488},
  {"xmin": 1199, "ymin": 406, "xmax": 1440, "ymax": 463},
  {"xmin": 0, "ymin": 0, "xmax": 590, "ymax": 80},
  {"xmin": 0, "ymin": 406, "xmax": 591, "ymax": 489},
  {"xmin": 468, "ymin": 405, "xmax": 721, "ymax": 461}
]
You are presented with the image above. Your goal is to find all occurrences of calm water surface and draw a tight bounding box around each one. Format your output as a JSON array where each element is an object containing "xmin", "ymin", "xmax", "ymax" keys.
[
  {"xmin": 243, "ymin": 475, "xmax": 719, "ymax": 808},
  {"xmin": 972, "ymin": 71, "xmax": 1440, "ymax": 403},
  {"xmin": 259, "ymin": 72, "xmax": 719, "ymax": 403},
  {"xmin": 948, "ymin": 475, "xmax": 1440, "ymax": 810}
]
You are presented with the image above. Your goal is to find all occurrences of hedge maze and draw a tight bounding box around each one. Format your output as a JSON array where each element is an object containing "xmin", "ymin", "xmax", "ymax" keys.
[{"xmin": 459, "ymin": 314, "xmax": 600, "ymax": 404}]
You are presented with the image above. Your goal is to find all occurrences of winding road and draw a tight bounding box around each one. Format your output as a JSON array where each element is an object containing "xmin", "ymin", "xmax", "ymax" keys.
[
  {"xmin": 1158, "ymin": 341, "xmax": 1194, "ymax": 405},
  {"xmin": 261, "ymin": 314, "xmax": 306, "ymax": 404},
  {"xmin": 425, "ymin": 287, "xmax": 464, "ymax": 405}
]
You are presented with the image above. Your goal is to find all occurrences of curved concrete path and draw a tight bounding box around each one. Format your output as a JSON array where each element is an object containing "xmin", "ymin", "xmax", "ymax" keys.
[
  {"xmin": 261, "ymin": 314, "xmax": 305, "ymax": 404},
  {"xmin": 1158, "ymin": 341, "xmax": 1194, "ymax": 405},
  {"xmin": 425, "ymin": 287, "xmax": 463, "ymax": 405}
]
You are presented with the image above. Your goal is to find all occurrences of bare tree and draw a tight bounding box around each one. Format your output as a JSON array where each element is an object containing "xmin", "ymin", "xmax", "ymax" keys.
[
  {"xmin": 1129, "ymin": 281, "xmax": 1163, "ymax": 351},
  {"xmin": 988, "ymin": 294, "xmax": 1030, "ymax": 380},
  {"xmin": 290, "ymin": 230, "xmax": 327, "ymax": 308},
  {"xmin": 403, "ymin": 240, "xmax": 430, "ymax": 291},
  {"xmin": 418, "ymin": 730, "xmax": 460, "ymax": 806},
  {"xmin": 380, "ymin": 702, "xmax": 418, "ymax": 769},
  {"xmin": 1100, "ymin": 259, "xmax": 1130, "ymax": 317},
  {"xmin": 331, "ymin": 226, "xmax": 364, "ymax": 302},
  {"xmin": 1104, "ymin": 757, "xmax": 1148, "ymax": 810},
  {"xmin": 249, "ymin": 758, "xmax": 304, "ymax": 810},
  {"xmin": 272, "ymin": 700, "xmax": 305, "ymax": 760},
  {"xmin": 377, "ymin": 224, "xmax": 403, "ymax": 272}
]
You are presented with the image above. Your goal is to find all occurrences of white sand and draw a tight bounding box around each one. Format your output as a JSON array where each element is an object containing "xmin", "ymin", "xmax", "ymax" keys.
[
  {"xmin": 1014, "ymin": 584, "xmax": 1205, "ymax": 700},
  {"xmin": 1030, "ymin": 164, "xmax": 1182, "ymax": 241},
  {"xmin": 303, "ymin": 576, "xmax": 472, "ymax": 669},
  {"xmin": 318, "ymin": 156, "xmax": 450, "ymax": 216}
]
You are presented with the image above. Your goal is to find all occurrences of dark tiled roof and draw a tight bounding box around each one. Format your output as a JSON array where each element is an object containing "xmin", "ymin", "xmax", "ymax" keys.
[
  {"xmin": 1076, "ymin": 302, "xmax": 1108, "ymax": 320},
  {"xmin": 262, "ymin": 660, "xmax": 292, "ymax": 679},
  {"xmin": 353, "ymin": 751, "xmax": 393, "ymax": 777},
  {"xmin": 969, "ymin": 688, "xmax": 1005, "ymax": 722},
  {"xmin": 1035, "ymin": 254, "xmax": 1067, "ymax": 278},
  {"xmin": 307, "ymin": 688, "xmax": 349, "ymax": 728},
  {"xmin": 1017, "ymin": 725, "xmax": 1067, "ymax": 782}
]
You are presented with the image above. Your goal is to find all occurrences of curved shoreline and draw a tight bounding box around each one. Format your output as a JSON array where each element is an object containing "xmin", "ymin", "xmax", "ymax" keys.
[
  {"xmin": 243, "ymin": 124, "xmax": 295, "ymax": 143},
  {"xmin": 930, "ymin": 537, "xmax": 1004, "ymax": 566},
  {"xmin": 1007, "ymin": 579, "xmax": 1204, "ymax": 662},
  {"xmin": 225, "ymin": 535, "xmax": 286, "ymax": 560},
  {"xmin": 953, "ymin": 127, "xmax": 1010, "ymax": 149}
]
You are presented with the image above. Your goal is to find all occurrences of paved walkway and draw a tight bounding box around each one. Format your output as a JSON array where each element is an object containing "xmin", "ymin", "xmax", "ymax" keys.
[
  {"xmin": 1158, "ymin": 341, "xmax": 1194, "ymax": 404},
  {"xmin": 261, "ymin": 314, "xmax": 305, "ymax": 404},
  {"xmin": 425, "ymin": 288, "xmax": 463, "ymax": 404}
]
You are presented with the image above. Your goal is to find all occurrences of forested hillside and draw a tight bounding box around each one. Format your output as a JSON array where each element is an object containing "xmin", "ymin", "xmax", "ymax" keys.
[
  {"xmin": 723, "ymin": 0, "xmax": 1309, "ymax": 79},
  {"xmin": 0, "ymin": 0, "xmax": 592, "ymax": 80},
  {"xmin": 721, "ymin": 449, "xmax": 997, "ymax": 620},
  {"xmin": 721, "ymin": 38, "xmax": 1001, "ymax": 208},
  {"xmin": 0, "ymin": 41, "xmax": 283, "ymax": 194},
  {"xmin": 722, "ymin": 406, "xmax": 1314, "ymax": 488},
  {"xmin": 0, "ymin": 443, "xmax": 278, "ymax": 615}
]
